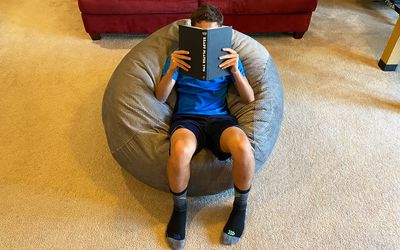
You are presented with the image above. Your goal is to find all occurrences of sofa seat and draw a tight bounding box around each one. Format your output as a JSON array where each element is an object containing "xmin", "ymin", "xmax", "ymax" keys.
[
  {"xmin": 78, "ymin": 0, "xmax": 198, "ymax": 14},
  {"xmin": 199, "ymin": 0, "xmax": 317, "ymax": 14},
  {"xmin": 78, "ymin": 0, "xmax": 318, "ymax": 40}
]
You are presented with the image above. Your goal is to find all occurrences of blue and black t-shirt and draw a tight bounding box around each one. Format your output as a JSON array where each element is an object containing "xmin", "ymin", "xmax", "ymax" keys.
[{"xmin": 161, "ymin": 53, "xmax": 246, "ymax": 116}]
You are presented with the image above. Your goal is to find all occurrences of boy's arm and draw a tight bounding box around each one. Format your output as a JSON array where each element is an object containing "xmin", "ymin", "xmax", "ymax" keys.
[
  {"xmin": 231, "ymin": 70, "xmax": 254, "ymax": 104},
  {"xmin": 155, "ymin": 50, "xmax": 191, "ymax": 103},
  {"xmin": 155, "ymin": 69, "xmax": 177, "ymax": 103},
  {"xmin": 219, "ymin": 48, "xmax": 255, "ymax": 104}
]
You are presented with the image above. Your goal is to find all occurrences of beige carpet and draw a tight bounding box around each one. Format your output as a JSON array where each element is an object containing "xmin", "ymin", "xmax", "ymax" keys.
[{"xmin": 1, "ymin": 0, "xmax": 399, "ymax": 249}]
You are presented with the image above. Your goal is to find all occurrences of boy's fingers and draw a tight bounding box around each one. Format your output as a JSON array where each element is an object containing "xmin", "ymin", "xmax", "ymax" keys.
[
  {"xmin": 175, "ymin": 61, "xmax": 191, "ymax": 71},
  {"xmin": 219, "ymin": 58, "xmax": 237, "ymax": 68},
  {"xmin": 175, "ymin": 50, "xmax": 190, "ymax": 54},
  {"xmin": 176, "ymin": 59, "xmax": 191, "ymax": 69},
  {"xmin": 175, "ymin": 54, "xmax": 191, "ymax": 60},
  {"xmin": 221, "ymin": 60, "xmax": 237, "ymax": 69},
  {"xmin": 177, "ymin": 64, "xmax": 189, "ymax": 71},
  {"xmin": 175, "ymin": 60, "xmax": 188, "ymax": 70},
  {"xmin": 219, "ymin": 54, "xmax": 237, "ymax": 60},
  {"xmin": 222, "ymin": 48, "xmax": 236, "ymax": 53},
  {"xmin": 221, "ymin": 63, "xmax": 233, "ymax": 69},
  {"xmin": 172, "ymin": 58, "xmax": 191, "ymax": 68}
]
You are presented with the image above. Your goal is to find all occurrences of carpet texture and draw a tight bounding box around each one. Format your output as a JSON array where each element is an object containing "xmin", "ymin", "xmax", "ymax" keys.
[{"xmin": 1, "ymin": 0, "xmax": 399, "ymax": 249}]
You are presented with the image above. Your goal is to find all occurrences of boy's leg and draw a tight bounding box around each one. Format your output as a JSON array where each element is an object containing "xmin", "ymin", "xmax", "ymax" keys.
[
  {"xmin": 219, "ymin": 126, "xmax": 254, "ymax": 194},
  {"xmin": 219, "ymin": 126, "xmax": 255, "ymax": 245},
  {"xmin": 167, "ymin": 128, "xmax": 197, "ymax": 193},
  {"xmin": 166, "ymin": 128, "xmax": 197, "ymax": 250}
]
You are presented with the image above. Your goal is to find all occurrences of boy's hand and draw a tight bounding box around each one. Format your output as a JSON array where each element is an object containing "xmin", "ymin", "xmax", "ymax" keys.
[
  {"xmin": 170, "ymin": 50, "xmax": 191, "ymax": 72},
  {"xmin": 219, "ymin": 48, "xmax": 239, "ymax": 73}
]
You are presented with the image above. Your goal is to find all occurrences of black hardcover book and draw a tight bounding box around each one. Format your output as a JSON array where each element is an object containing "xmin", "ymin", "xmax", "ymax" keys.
[{"xmin": 179, "ymin": 25, "xmax": 232, "ymax": 81}]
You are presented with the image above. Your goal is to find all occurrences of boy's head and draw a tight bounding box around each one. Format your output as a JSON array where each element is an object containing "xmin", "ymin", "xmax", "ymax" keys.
[{"xmin": 191, "ymin": 3, "xmax": 223, "ymax": 29}]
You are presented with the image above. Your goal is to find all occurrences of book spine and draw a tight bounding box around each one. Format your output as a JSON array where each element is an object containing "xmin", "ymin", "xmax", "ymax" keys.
[
  {"xmin": 201, "ymin": 31, "xmax": 207, "ymax": 80},
  {"xmin": 385, "ymin": 0, "xmax": 400, "ymax": 14}
]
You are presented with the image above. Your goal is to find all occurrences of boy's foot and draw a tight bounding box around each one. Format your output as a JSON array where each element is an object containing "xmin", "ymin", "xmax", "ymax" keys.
[
  {"xmin": 166, "ymin": 188, "xmax": 187, "ymax": 250},
  {"xmin": 222, "ymin": 203, "xmax": 246, "ymax": 245},
  {"xmin": 222, "ymin": 185, "xmax": 250, "ymax": 245},
  {"xmin": 166, "ymin": 207, "xmax": 186, "ymax": 249}
]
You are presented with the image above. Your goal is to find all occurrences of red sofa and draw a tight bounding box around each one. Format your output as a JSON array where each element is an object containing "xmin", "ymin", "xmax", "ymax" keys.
[{"xmin": 78, "ymin": 0, "xmax": 318, "ymax": 40}]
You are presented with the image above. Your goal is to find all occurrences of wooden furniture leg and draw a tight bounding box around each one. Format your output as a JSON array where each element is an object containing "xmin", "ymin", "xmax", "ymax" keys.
[
  {"xmin": 379, "ymin": 17, "xmax": 400, "ymax": 71},
  {"xmin": 89, "ymin": 33, "xmax": 101, "ymax": 40},
  {"xmin": 293, "ymin": 32, "xmax": 305, "ymax": 39}
]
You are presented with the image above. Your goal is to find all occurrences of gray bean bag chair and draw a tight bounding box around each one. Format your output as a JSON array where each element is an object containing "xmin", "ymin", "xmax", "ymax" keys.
[{"xmin": 102, "ymin": 19, "xmax": 283, "ymax": 196}]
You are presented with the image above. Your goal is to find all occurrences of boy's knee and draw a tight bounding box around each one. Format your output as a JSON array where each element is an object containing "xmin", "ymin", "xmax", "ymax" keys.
[
  {"xmin": 228, "ymin": 138, "xmax": 254, "ymax": 170},
  {"xmin": 170, "ymin": 128, "xmax": 197, "ymax": 159},
  {"xmin": 229, "ymin": 134, "xmax": 251, "ymax": 155},
  {"xmin": 170, "ymin": 139, "xmax": 196, "ymax": 160}
]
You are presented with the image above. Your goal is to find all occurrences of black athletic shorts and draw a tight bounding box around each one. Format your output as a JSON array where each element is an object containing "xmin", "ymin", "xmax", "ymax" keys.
[{"xmin": 169, "ymin": 114, "xmax": 241, "ymax": 161}]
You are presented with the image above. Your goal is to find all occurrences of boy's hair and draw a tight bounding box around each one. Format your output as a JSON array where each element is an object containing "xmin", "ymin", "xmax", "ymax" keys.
[{"xmin": 191, "ymin": 3, "xmax": 224, "ymax": 27}]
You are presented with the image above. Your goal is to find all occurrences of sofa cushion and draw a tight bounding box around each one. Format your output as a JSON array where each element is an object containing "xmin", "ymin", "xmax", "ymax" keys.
[
  {"xmin": 199, "ymin": 0, "xmax": 318, "ymax": 14},
  {"xmin": 78, "ymin": 0, "xmax": 198, "ymax": 15}
]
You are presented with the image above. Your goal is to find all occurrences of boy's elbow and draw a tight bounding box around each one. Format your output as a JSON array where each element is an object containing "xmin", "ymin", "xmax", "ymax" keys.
[
  {"xmin": 154, "ymin": 90, "xmax": 163, "ymax": 102},
  {"xmin": 250, "ymin": 95, "xmax": 255, "ymax": 103},
  {"xmin": 155, "ymin": 92, "xmax": 166, "ymax": 103},
  {"xmin": 242, "ymin": 95, "xmax": 255, "ymax": 104},
  {"xmin": 242, "ymin": 99, "xmax": 254, "ymax": 105}
]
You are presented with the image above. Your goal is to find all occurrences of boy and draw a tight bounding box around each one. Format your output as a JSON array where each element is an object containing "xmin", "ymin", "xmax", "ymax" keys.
[{"xmin": 155, "ymin": 4, "xmax": 255, "ymax": 249}]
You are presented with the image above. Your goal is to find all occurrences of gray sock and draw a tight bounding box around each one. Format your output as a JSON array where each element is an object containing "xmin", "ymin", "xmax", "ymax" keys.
[
  {"xmin": 222, "ymin": 185, "xmax": 250, "ymax": 245},
  {"xmin": 166, "ymin": 188, "xmax": 187, "ymax": 250}
]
